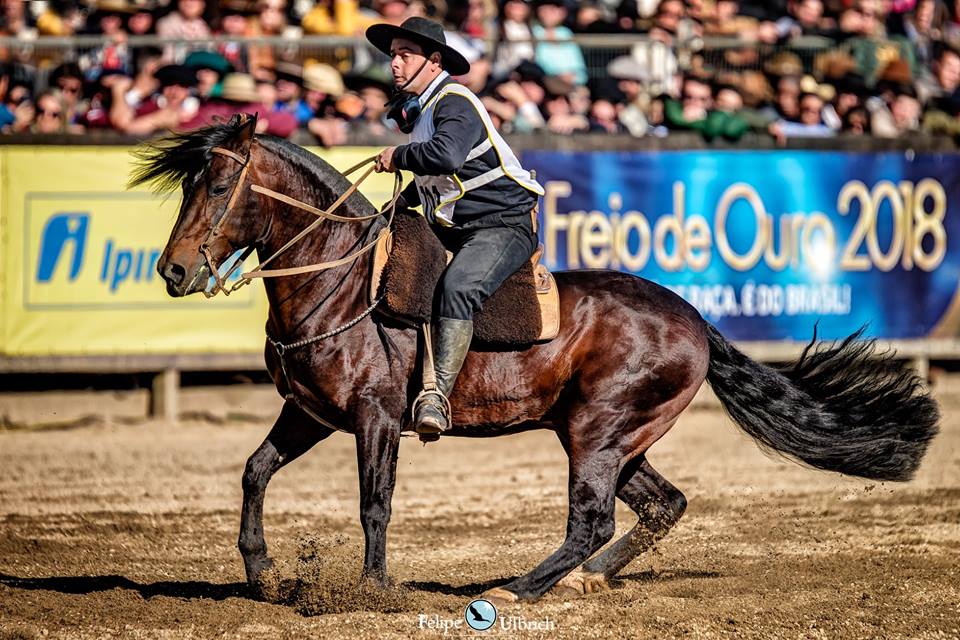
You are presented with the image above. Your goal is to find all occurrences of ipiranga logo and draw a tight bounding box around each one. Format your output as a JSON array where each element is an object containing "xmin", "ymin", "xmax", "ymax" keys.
[
  {"xmin": 24, "ymin": 194, "xmax": 184, "ymax": 308},
  {"xmin": 25, "ymin": 196, "xmax": 253, "ymax": 309},
  {"xmin": 34, "ymin": 211, "xmax": 162, "ymax": 294}
]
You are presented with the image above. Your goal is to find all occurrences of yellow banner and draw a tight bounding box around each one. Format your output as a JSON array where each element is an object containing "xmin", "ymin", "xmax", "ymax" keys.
[{"xmin": 0, "ymin": 146, "xmax": 399, "ymax": 356}]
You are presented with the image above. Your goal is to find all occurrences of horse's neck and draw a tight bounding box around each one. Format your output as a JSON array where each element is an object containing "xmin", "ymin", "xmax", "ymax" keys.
[{"xmin": 253, "ymin": 154, "xmax": 371, "ymax": 342}]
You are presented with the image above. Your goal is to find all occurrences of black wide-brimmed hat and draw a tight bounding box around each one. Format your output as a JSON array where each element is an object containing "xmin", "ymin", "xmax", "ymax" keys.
[{"xmin": 365, "ymin": 17, "xmax": 471, "ymax": 76}]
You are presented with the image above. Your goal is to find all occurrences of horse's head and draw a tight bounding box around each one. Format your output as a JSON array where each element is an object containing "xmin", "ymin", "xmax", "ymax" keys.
[{"xmin": 130, "ymin": 114, "xmax": 266, "ymax": 297}]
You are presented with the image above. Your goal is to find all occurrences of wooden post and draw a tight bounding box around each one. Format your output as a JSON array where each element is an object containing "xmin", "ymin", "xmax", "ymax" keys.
[
  {"xmin": 911, "ymin": 356, "xmax": 930, "ymax": 383},
  {"xmin": 151, "ymin": 368, "xmax": 180, "ymax": 422}
]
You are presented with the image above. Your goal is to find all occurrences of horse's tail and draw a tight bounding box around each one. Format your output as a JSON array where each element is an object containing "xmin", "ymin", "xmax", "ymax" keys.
[{"xmin": 704, "ymin": 324, "xmax": 939, "ymax": 482}]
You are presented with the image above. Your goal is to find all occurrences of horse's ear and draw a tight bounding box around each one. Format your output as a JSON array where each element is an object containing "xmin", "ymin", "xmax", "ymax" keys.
[{"xmin": 237, "ymin": 112, "xmax": 258, "ymax": 146}]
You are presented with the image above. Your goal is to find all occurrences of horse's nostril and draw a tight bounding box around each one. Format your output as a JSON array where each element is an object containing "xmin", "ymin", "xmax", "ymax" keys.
[{"xmin": 163, "ymin": 262, "xmax": 187, "ymax": 285}]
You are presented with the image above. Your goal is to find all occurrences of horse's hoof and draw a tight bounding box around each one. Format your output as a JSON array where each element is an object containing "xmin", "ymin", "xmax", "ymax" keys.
[
  {"xmin": 244, "ymin": 556, "xmax": 274, "ymax": 587},
  {"xmin": 482, "ymin": 587, "xmax": 519, "ymax": 605},
  {"xmin": 550, "ymin": 569, "xmax": 611, "ymax": 597},
  {"xmin": 250, "ymin": 565, "xmax": 285, "ymax": 603}
]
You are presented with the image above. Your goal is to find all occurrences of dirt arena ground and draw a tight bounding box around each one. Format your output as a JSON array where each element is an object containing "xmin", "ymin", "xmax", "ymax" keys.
[{"xmin": 0, "ymin": 387, "xmax": 958, "ymax": 639}]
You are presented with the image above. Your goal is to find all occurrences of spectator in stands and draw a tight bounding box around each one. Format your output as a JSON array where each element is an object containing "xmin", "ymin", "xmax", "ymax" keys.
[
  {"xmin": 302, "ymin": 63, "xmax": 349, "ymax": 146},
  {"xmin": 607, "ymin": 55, "xmax": 650, "ymax": 136},
  {"xmin": 272, "ymin": 62, "xmax": 311, "ymax": 126},
  {"xmin": 868, "ymin": 73, "xmax": 924, "ymax": 136},
  {"xmin": 343, "ymin": 66, "xmax": 396, "ymax": 137},
  {"xmin": 184, "ymin": 50, "xmax": 232, "ymax": 99},
  {"xmin": 900, "ymin": 0, "xmax": 950, "ymax": 67},
  {"xmin": 445, "ymin": 31, "xmax": 492, "ymax": 93},
  {"xmin": 31, "ymin": 90, "xmax": 68, "ymax": 134},
  {"xmin": 0, "ymin": 63, "xmax": 18, "ymax": 132},
  {"xmin": 216, "ymin": 2, "xmax": 256, "ymax": 74},
  {"xmin": 845, "ymin": 0, "xmax": 919, "ymax": 86},
  {"xmin": 37, "ymin": 1, "xmax": 86, "ymax": 36},
  {"xmin": 842, "ymin": 105, "xmax": 872, "ymax": 135},
  {"xmin": 493, "ymin": 0, "xmax": 535, "ymax": 79},
  {"xmin": 0, "ymin": 0, "xmax": 33, "ymax": 37},
  {"xmin": 542, "ymin": 78, "xmax": 590, "ymax": 133},
  {"xmin": 664, "ymin": 73, "xmax": 710, "ymax": 130},
  {"xmin": 302, "ymin": 0, "xmax": 369, "ymax": 36},
  {"xmin": 127, "ymin": 4, "xmax": 156, "ymax": 37},
  {"xmin": 769, "ymin": 91, "xmax": 836, "ymax": 140},
  {"xmin": 460, "ymin": 0, "xmax": 497, "ymax": 40},
  {"xmin": 633, "ymin": 1, "xmax": 683, "ymax": 96},
  {"xmin": 485, "ymin": 64, "xmax": 548, "ymax": 132},
  {"xmin": 589, "ymin": 95, "xmax": 625, "ymax": 132},
  {"xmin": 373, "ymin": 0, "xmax": 413, "ymax": 26},
  {"xmin": 182, "ymin": 72, "xmax": 298, "ymax": 136},
  {"xmin": 830, "ymin": 71, "xmax": 870, "ymax": 126},
  {"xmin": 702, "ymin": 0, "xmax": 760, "ymax": 39},
  {"xmin": 157, "ymin": 0, "xmax": 212, "ymax": 63},
  {"xmin": 109, "ymin": 64, "xmax": 200, "ymax": 135},
  {"xmin": 769, "ymin": 0, "xmax": 836, "ymax": 41},
  {"xmin": 532, "ymin": 0, "xmax": 588, "ymax": 86},
  {"xmin": 919, "ymin": 43, "xmax": 960, "ymax": 103},
  {"xmin": 83, "ymin": 1, "xmax": 135, "ymax": 82},
  {"xmin": 49, "ymin": 63, "xmax": 85, "ymax": 130}
]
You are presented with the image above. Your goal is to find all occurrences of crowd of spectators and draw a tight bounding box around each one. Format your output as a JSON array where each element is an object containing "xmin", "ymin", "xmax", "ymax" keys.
[{"xmin": 2, "ymin": 0, "xmax": 960, "ymax": 143}]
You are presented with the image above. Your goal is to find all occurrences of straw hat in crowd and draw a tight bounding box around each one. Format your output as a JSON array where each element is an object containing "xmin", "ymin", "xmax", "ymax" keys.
[
  {"xmin": 302, "ymin": 63, "xmax": 345, "ymax": 97},
  {"xmin": 220, "ymin": 73, "xmax": 260, "ymax": 103}
]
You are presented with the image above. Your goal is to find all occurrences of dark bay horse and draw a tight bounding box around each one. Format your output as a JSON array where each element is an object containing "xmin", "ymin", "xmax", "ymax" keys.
[{"xmin": 132, "ymin": 115, "xmax": 939, "ymax": 604}]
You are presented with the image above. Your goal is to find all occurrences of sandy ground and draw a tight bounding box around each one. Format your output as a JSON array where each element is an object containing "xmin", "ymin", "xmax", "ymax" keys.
[{"xmin": 0, "ymin": 389, "xmax": 958, "ymax": 639}]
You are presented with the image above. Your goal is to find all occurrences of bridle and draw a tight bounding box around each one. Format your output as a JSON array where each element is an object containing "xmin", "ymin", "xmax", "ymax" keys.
[
  {"xmin": 194, "ymin": 142, "xmax": 404, "ymax": 437},
  {"xmin": 198, "ymin": 143, "xmax": 402, "ymax": 298}
]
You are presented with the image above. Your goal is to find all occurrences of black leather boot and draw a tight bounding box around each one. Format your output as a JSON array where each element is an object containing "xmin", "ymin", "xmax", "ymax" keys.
[{"xmin": 414, "ymin": 317, "xmax": 474, "ymax": 437}]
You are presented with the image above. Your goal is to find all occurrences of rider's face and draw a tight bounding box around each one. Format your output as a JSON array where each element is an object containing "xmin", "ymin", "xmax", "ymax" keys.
[{"xmin": 389, "ymin": 37, "xmax": 441, "ymax": 95}]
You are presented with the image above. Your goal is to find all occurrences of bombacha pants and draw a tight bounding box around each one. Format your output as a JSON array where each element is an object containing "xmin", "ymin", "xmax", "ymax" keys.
[{"xmin": 432, "ymin": 214, "xmax": 538, "ymax": 321}]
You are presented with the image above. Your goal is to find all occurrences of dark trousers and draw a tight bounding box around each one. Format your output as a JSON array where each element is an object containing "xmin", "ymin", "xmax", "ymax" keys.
[{"xmin": 433, "ymin": 214, "xmax": 538, "ymax": 321}]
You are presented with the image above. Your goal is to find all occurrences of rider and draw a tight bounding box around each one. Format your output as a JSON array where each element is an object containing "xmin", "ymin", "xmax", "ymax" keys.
[{"xmin": 366, "ymin": 17, "xmax": 545, "ymax": 437}]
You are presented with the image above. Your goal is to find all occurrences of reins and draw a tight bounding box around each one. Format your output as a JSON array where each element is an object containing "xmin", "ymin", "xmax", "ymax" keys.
[
  {"xmin": 203, "ymin": 146, "xmax": 402, "ymax": 297},
  {"xmin": 199, "ymin": 144, "xmax": 403, "ymax": 436}
]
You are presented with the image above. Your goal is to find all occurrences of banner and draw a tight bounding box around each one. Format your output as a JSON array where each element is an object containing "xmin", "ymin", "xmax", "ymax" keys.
[
  {"xmin": 524, "ymin": 150, "xmax": 960, "ymax": 341},
  {"xmin": 0, "ymin": 146, "xmax": 399, "ymax": 356}
]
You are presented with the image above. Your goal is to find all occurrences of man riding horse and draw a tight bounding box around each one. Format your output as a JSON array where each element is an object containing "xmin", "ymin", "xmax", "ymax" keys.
[{"xmin": 367, "ymin": 17, "xmax": 545, "ymax": 438}]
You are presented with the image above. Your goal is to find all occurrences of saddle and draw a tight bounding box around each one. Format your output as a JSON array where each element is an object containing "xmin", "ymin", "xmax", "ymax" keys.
[{"xmin": 369, "ymin": 210, "xmax": 560, "ymax": 345}]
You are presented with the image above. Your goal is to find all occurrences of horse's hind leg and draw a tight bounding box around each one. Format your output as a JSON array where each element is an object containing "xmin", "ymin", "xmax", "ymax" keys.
[
  {"xmin": 558, "ymin": 455, "xmax": 686, "ymax": 594},
  {"xmin": 239, "ymin": 401, "xmax": 335, "ymax": 587},
  {"xmin": 483, "ymin": 436, "xmax": 622, "ymax": 603}
]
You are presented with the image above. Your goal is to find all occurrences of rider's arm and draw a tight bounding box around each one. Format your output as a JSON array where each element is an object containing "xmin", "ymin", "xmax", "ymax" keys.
[{"xmin": 392, "ymin": 94, "xmax": 484, "ymax": 176}]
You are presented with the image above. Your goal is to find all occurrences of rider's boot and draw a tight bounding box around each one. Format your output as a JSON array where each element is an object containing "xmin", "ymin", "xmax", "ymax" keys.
[{"xmin": 414, "ymin": 317, "xmax": 474, "ymax": 438}]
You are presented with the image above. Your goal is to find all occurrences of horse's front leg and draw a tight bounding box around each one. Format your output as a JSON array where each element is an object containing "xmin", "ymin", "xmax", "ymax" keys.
[
  {"xmin": 239, "ymin": 401, "xmax": 335, "ymax": 587},
  {"xmin": 355, "ymin": 415, "xmax": 401, "ymax": 586}
]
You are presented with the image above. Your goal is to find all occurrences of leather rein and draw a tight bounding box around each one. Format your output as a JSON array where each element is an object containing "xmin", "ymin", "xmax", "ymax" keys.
[{"xmin": 201, "ymin": 145, "xmax": 402, "ymax": 298}]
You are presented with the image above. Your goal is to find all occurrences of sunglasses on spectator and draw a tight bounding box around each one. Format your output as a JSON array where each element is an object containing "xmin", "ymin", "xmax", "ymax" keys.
[
  {"xmin": 39, "ymin": 108, "xmax": 62, "ymax": 117},
  {"xmin": 682, "ymin": 93, "xmax": 710, "ymax": 102}
]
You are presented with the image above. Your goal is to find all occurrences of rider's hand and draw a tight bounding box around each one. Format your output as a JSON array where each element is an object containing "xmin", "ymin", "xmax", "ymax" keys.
[{"xmin": 375, "ymin": 146, "xmax": 397, "ymax": 173}]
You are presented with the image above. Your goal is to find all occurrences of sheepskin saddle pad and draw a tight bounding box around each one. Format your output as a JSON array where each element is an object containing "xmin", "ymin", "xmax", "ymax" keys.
[{"xmin": 369, "ymin": 210, "xmax": 559, "ymax": 345}]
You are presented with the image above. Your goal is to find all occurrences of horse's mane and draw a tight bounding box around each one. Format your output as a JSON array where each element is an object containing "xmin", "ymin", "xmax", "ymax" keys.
[
  {"xmin": 127, "ymin": 120, "xmax": 376, "ymax": 218},
  {"xmin": 128, "ymin": 118, "xmax": 251, "ymax": 194}
]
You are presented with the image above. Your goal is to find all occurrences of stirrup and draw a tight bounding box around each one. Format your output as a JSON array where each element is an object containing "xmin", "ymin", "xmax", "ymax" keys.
[{"xmin": 412, "ymin": 388, "xmax": 452, "ymax": 442}]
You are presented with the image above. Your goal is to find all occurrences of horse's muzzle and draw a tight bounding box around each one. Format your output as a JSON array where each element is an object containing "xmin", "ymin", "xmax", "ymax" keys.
[{"xmin": 159, "ymin": 260, "xmax": 209, "ymax": 297}]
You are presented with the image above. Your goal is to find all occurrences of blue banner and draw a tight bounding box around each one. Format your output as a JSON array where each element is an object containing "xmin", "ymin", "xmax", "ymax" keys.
[{"xmin": 524, "ymin": 150, "xmax": 960, "ymax": 341}]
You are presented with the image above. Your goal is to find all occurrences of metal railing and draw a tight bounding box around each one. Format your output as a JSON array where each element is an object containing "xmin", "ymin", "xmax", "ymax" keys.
[{"xmin": 0, "ymin": 33, "xmax": 839, "ymax": 91}]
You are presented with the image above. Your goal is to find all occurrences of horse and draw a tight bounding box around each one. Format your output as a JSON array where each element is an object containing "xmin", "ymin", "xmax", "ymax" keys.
[{"xmin": 131, "ymin": 114, "xmax": 939, "ymax": 605}]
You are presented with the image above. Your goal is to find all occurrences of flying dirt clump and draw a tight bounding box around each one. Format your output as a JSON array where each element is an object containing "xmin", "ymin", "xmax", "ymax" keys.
[{"xmin": 272, "ymin": 534, "xmax": 415, "ymax": 616}]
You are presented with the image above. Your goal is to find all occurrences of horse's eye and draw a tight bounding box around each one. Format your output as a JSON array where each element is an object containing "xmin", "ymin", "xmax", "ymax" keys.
[{"xmin": 210, "ymin": 184, "xmax": 229, "ymax": 197}]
